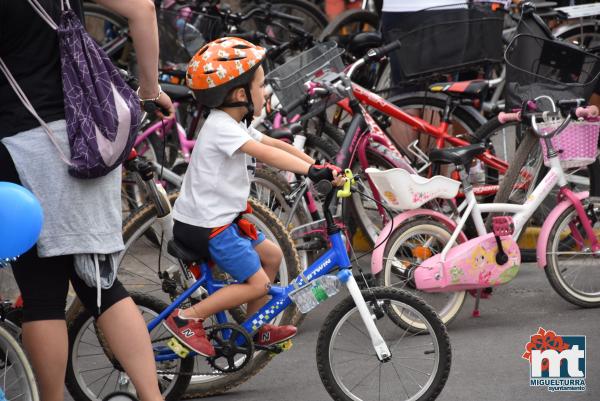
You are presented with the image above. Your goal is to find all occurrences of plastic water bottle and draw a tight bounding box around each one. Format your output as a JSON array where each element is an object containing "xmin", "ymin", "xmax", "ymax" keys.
[{"xmin": 290, "ymin": 275, "xmax": 341, "ymax": 313}]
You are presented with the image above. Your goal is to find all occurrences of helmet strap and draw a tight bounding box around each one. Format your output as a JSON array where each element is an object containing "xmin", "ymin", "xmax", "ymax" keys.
[
  {"xmin": 220, "ymin": 84, "xmax": 254, "ymax": 127},
  {"xmin": 241, "ymin": 84, "xmax": 254, "ymax": 127}
]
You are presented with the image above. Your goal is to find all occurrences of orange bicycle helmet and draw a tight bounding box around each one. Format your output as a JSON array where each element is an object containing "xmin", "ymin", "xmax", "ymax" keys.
[{"xmin": 186, "ymin": 37, "xmax": 266, "ymax": 109}]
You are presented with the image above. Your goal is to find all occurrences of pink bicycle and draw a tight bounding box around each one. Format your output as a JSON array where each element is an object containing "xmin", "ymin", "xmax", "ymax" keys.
[{"xmin": 367, "ymin": 98, "xmax": 600, "ymax": 330}]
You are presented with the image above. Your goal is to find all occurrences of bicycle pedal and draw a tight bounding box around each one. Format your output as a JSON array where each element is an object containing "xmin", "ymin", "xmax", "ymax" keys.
[
  {"xmin": 278, "ymin": 339, "xmax": 293, "ymax": 352},
  {"xmin": 492, "ymin": 216, "xmax": 514, "ymax": 236},
  {"xmin": 167, "ymin": 337, "xmax": 190, "ymax": 358}
]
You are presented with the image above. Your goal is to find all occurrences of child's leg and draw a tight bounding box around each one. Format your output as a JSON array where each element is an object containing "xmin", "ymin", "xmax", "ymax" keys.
[
  {"xmin": 246, "ymin": 239, "xmax": 283, "ymax": 316},
  {"xmin": 181, "ymin": 268, "xmax": 271, "ymax": 319}
]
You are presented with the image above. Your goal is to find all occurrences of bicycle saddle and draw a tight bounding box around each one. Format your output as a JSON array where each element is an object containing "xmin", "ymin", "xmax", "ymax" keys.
[
  {"xmin": 161, "ymin": 82, "xmax": 193, "ymax": 101},
  {"xmin": 268, "ymin": 124, "xmax": 303, "ymax": 143},
  {"xmin": 428, "ymin": 80, "xmax": 488, "ymax": 99},
  {"xmin": 348, "ymin": 32, "xmax": 383, "ymax": 56},
  {"xmin": 429, "ymin": 142, "xmax": 487, "ymax": 168},
  {"xmin": 167, "ymin": 240, "xmax": 207, "ymax": 264}
]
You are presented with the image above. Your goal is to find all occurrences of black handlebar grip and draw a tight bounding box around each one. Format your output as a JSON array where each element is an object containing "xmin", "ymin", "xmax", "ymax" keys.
[
  {"xmin": 270, "ymin": 10, "xmax": 304, "ymax": 24},
  {"xmin": 281, "ymin": 93, "xmax": 309, "ymax": 116},
  {"xmin": 229, "ymin": 31, "xmax": 263, "ymax": 42},
  {"xmin": 142, "ymin": 101, "xmax": 170, "ymax": 117},
  {"xmin": 365, "ymin": 39, "xmax": 402, "ymax": 63}
]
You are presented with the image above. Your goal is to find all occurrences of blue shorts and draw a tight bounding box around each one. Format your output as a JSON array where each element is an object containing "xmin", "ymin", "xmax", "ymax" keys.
[{"xmin": 208, "ymin": 224, "xmax": 266, "ymax": 283}]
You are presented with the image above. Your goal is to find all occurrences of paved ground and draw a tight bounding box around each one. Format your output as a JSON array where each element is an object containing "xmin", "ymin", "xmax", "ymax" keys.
[{"xmin": 183, "ymin": 263, "xmax": 599, "ymax": 401}]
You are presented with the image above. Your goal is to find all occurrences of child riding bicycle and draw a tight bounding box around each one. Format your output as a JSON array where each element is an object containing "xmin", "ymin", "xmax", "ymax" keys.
[{"xmin": 164, "ymin": 37, "xmax": 343, "ymax": 356}]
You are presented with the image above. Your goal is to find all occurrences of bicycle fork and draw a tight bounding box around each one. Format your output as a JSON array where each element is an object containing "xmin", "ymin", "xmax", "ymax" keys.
[{"xmin": 338, "ymin": 270, "xmax": 392, "ymax": 362}]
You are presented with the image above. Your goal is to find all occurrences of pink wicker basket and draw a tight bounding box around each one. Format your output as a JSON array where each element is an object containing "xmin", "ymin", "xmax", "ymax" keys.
[{"xmin": 539, "ymin": 121, "xmax": 600, "ymax": 169}]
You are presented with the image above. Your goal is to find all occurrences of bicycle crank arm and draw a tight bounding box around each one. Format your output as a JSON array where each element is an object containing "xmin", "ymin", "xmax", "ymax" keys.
[{"xmin": 343, "ymin": 273, "xmax": 391, "ymax": 362}]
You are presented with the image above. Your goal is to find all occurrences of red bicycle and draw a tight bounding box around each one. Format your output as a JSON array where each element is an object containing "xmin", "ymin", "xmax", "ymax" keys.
[{"xmin": 268, "ymin": 40, "xmax": 510, "ymax": 244}]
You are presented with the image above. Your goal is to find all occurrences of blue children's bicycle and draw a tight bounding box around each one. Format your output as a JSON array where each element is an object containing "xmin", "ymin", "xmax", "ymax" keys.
[{"xmin": 66, "ymin": 173, "xmax": 451, "ymax": 401}]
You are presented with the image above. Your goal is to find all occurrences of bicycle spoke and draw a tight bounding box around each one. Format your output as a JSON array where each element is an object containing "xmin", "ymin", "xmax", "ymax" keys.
[
  {"xmin": 391, "ymin": 358, "xmax": 411, "ymax": 399},
  {"xmin": 394, "ymin": 360, "xmax": 425, "ymax": 390},
  {"xmin": 98, "ymin": 369, "xmax": 116, "ymax": 396},
  {"xmin": 349, "ymin": 362, "xmax": 381, "ymax": 392},
  {"xmin": 80, "ymin": 366, "xmax": 114, "ymax": 375},
  {"xmin": 332, "ymin": 347, "xmax": 373, "ymax": 357}
]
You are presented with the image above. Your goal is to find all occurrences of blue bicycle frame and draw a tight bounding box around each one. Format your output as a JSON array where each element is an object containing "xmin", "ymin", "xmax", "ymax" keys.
[
  {"xmin": 148, "ymin": 175, "xmax": 391, "ymax": 363},
  {"xmin": 147, "ymin": 230, "xmax": 353, "ymax": 362}
]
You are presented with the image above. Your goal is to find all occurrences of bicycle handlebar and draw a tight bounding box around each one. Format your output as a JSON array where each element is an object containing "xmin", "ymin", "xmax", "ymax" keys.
[
  {"xmin": 269, "ymin": 9, "xmax": 304, "ymax": 25},
  {"xmin": 347, "ymin": 39, "xmax": 402, "ymax": 80},
  {"xmin": 498, "ymin": 105, "xmax": 598, "ymax": 124},
  {"xmin": 575, "ymin": 105, "xmax": 599, "ymax": 119},
  {"xmin": 498, "ymin": 111, "xmax": 522, "ymax": 124},
  {"xmin": 365, "ymin": 39, "xmax": 402, "ymax": 63},
  {"xmin": 235, "ymin": 4, "xmax": 303, "ymax": 25},
  {"xmin": 280, "ymin": 93, "xmax": 310, "ymax": 116},
  {"xmin": 142, "ymin": 100, "xmax": 170, "ymax": 117}
]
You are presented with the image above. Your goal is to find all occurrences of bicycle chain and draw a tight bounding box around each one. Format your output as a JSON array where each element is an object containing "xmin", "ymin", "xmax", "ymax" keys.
[
  {"xmin": 151, "ymin": 335, "xmax": 251, "ymax": 377},
  {"xmin": 151, "ymin": 336, "xmax": 218, "ymax": 376}
]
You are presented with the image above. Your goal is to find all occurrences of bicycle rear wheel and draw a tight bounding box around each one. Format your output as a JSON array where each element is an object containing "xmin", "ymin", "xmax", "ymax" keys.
[
  {"xmin": 0, "ymin": 325, "xmax": 39, "ymax": 401},
  {"xmin": 377, "ymin": 218, "xmax": 467, "ymax": 330},
  {"xmin": 242, "ymin": 0, "xmax": 328, "ymax": 40},
  {"xmin": 83, "ymin": 3, "xmax": 129, "ymax": 65},
  {"xmin": 317, "ymin": 287, "xmax": 451, "ymax": 401},
  {"xmin": 115, "ymin": 196, "xmax": 302, "ymax": 397},
  {"xmin": 385, "ymin": 93, "xmax": 489, "ymax": 182}
]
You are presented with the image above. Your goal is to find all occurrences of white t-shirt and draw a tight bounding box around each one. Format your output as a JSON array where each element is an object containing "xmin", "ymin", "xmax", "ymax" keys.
[
  {"xmin": 172, "ymin": 109, "xmax": 263, "ymax": 228},
  {"xmin": 382, "ymin": 0, "xmax": 509, "ymax": 12}
]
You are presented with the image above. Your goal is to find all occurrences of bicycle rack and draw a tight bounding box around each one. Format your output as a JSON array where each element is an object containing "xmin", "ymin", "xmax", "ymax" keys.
[{"xmin": 407, "ymin": 140, "xmax": 431, "ymax": 173}]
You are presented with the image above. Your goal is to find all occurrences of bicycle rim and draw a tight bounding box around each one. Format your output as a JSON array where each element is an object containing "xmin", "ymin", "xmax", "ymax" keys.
[
  {"xmin": 382, "ymin": 221, "xmax": 466, "ymax": 329},
  {"xmin": 328, "ymin": 297, "xmax": 443, "ymax": 400},
  {"xmin": 547, "ymin": 202, "xmax": 600, "ymax": 304},
  {"xmin": 70, "ymin": 303, "xmax": 187, "ymax": 400},
  {"xmin": 0, "ymin": 326, "xmax": 38, "ymax": 401}
]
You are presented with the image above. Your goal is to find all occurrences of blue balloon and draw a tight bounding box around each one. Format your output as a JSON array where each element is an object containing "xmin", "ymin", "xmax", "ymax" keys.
[{"xmin": 0, "ymin": 182, "xmax": 43, "ymax": 260}]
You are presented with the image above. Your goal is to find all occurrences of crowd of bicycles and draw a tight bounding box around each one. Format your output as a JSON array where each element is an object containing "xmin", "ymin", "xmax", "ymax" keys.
[{"xmin": 2, "ymin": 0, "xmax": 600, "ymax": 400}]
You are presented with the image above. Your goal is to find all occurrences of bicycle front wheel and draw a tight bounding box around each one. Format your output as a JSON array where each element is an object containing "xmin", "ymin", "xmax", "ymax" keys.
[
  {"xmin": 66, "ymin": 292, "xmax": 193, "ymax": 401},
  {"xmin": 317, "ymin": 287, "xmax": 451, "ymax": 401},
  {"xmin": 0, "ymin": 325, "xmax": 39, "ymax": 401},
  {"xmin": 545, "ymin": 198, "xmax": 600, "ymax": 307}
]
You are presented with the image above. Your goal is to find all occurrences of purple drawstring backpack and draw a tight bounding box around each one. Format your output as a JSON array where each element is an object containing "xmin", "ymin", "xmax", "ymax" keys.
[{"xmin": 0, "ymin": 0, "xmax": 141, "ymax": 179}]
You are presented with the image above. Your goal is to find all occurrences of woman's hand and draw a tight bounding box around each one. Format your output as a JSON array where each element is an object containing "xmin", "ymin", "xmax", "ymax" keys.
[
  {"xmin": 155, "ymin": 92, "xmax": 175, "ymax": 119},
  {"xmin": 138, "ymin": 88, "xmax": 176, "ymax": 120}
]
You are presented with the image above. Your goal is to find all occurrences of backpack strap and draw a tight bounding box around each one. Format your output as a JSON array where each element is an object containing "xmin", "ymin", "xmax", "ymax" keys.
[
  {"xmin": 26, "ymin": 0, "xmax": 59, "ymax": 30},
  {"xmin": 26, "ymin": 0, "xmax": 75, "ymax": 29},
  {"xmin": 0, "ymin": 57, "xmax": 72, "ymax": 166}
]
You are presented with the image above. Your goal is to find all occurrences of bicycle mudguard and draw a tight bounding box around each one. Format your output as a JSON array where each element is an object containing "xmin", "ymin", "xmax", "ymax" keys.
[
  {"xmin": 386, "ymin": 91, "xmax": 487, "ymax": 126},
  {"xmin": 536, "ymin": 191, "xmax": 589, "ymax": 268},
  {"xmin": 370, "ymin": 209, "xmax": 468, "ymax": 275}
]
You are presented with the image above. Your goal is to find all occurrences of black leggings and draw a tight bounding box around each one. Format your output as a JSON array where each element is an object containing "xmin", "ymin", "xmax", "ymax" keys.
[{"xmin": 0, "ymin": 142, "xmax": 129, "ymax": 322}]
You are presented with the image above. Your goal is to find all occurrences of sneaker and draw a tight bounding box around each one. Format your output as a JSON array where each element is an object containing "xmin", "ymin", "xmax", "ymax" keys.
[
  {"xmin": 163, "ymin": 309, "xmax": 215, "ymax": 357},
  {"xmin": 255, "ymin": 324, "xmax": 297, "ymax": 346}
]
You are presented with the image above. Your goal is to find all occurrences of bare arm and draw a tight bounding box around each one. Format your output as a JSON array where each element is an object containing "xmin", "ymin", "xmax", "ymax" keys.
[
  {"xmin": 260, "ymin": 135, "xmax": 316, "ymax": 164},
  {"xmin": 240, "ymin": 140, "xmax": 311, "ymax": 175},
  {"xmin": 94, "ymin": 0, "xmax": 174, "ymax": 117}
]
